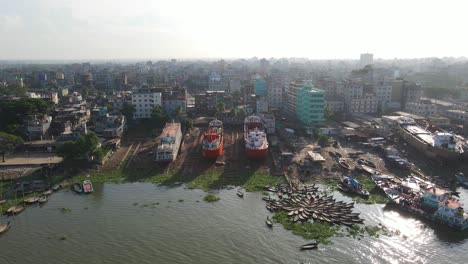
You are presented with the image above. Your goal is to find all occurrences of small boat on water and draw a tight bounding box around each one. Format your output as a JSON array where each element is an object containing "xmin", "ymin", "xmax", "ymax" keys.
[
  {"xmin": 267, "ymin": 187, "xmax": 276, "ymax": 192},
  {"xmin": 38, "ymin": 196, "xmax": 48, "ymax": 204},
  {"xmin": 237, "ymin": 190, "xmax": 244, "ymax": 198},
  {"xmin": 300, "ymin": 240, "xmax": 318, "ymax": 250},
  {"xmin": 0, "ymin": 221, "xmax": 11, "ymax": 234},
  {"xmin": 455, "ymin": 172, "xmax": 468, "ymax": 188},
  {"xmin": 52, "ymin": 184, "xmax": 63, "ymax": 191},
  {"xmin": 73, "ymin": 183, "xmax": 83, "ymax": 193},
  {"xmin": 24, "ymin": 196, "xmax": 40, "ymax": 204},
  {"xmin": 338, "ymin": 158, "xmax": 351, "ymax": 170},
  {"xmin": 82, "ymin": 180, "xmax": 93, "ymax": 193},
  {"xmin": 7, "ymin": 205, "xmax": 25, "ymax": 215},
  {"xmin": 338, "ymin": 177, "xmax": 369, "ymax": 198},
  {"xmin": 265, "ymin": 216, "xmax": 273, "ymax": 228}
]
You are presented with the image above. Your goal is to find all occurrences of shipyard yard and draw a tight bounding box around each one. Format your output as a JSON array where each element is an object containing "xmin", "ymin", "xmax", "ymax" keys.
[
  {"xmin": 2, "ymin": 113, "xmax": 468, "ymax": 263},
  {"xmin": 2, "ymin": 117, "xmax": 468, "ymax": 264}
]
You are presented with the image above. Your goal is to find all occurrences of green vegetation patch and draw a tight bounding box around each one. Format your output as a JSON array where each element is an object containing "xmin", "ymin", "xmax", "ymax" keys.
[
  {"xmin": 273, "ymin": 211, "xmax": 388, "ymax": 244},
  {"xmin": 203, "ymin": 194, "xmax": 220, "ymax": 202},
  {"xmin": 186, "ymin": 170, "xmax": 222, "ymax": 191},
  {"xmin": 273, "ymin": 211, "xmax": 340, "ymax": 244},
  {"xmin": 60, "ymin": 207, "xmax": 72, "ymax": 213},
  {"xmin": 242, "ymin": 172, "xmax": 284, "ymax": 192}
]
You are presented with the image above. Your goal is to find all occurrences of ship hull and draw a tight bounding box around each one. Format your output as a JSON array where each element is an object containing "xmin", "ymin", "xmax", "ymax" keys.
[
  {"xmin": 245, "ymin": 148, "xmax": 268, "ymax": 158},
  {"xmin": 398, "ymin": 126, "xmax": 466, "ymax": 162},
  {"xmin": 202, "ymin": 136, "xmax": 224, "ymax": 158}
]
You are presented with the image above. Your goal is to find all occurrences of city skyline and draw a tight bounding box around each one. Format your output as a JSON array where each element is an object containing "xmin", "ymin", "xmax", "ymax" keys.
[{"xmin": 1, "ymin": 0, "xmax": 468, "ymax": 60}]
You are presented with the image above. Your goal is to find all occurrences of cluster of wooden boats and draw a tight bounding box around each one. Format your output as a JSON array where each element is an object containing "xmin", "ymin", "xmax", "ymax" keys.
[
  {"xmin": 263, "ymin": 184, "xmax": 363, "ymax": 226},
  {"xmin": 3, "ymin": 179, "xmax": 71, "ymax": 217},
  {"xmin": 5, "ymin": 187, "xmax": 57, "ymax": 216}
]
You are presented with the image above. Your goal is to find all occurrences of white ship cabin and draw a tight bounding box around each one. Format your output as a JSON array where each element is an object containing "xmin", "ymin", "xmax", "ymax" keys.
[
  {"xmin": 422, "ymin": 187, "xmax": 468, "ymax": 229},
  {"xmin": 433, "ymin": 132, "xmax": 464, "ymax": 153},
  {"xmin": 246, "ymin": 130, "xmax": 267, "ymax": 149}
]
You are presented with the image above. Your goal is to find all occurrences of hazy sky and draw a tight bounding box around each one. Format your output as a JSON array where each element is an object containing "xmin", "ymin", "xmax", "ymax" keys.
[{"xmin": 1, "ymin": 0, "xmax": 467, "ymax": 60}]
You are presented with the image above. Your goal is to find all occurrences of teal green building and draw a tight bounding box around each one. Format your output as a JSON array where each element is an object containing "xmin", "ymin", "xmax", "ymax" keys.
[
  {"xmin": 254, "ymin": 77, "xmax": 267, "ymax": 97},
  {"xmin": 296, "ymin": 86, "xmax": 325, "ymax": 127}
]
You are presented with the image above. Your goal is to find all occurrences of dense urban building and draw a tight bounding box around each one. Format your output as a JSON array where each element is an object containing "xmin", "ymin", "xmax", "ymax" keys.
[
  {"xmin": 347, "ymin": 94, "xmax": 379, "ymax": 114},
  {"xmin": 360, "ymin": 53, "xmax": 373, "ymax": 67},
  {"xmin": 405, "ymin": 99, "xmax": 438, "ymax": 117},
  {"xmin": 131, "ymin": 87, "xmax": 162, "ymax": 119},
  {"xmin": 296, "ymin": 86, "xmax": 325, "ymax": 127},
  {"xmin": 254, "ymin": 76, "xmax": 267, "ymax": 97}
]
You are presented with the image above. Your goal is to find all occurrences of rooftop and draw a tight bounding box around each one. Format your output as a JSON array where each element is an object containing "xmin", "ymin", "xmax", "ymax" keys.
[
  {"xmin": 446, "ymin": 109, "xmax": 467, "ymax": 114},
  {"xmin": 393, "ymin": 111, "xmax": 426, "ymax": 120}
]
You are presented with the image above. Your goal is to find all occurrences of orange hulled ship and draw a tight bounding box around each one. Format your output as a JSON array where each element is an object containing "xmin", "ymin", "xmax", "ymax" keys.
[
  {"xmin": 202, "ymin": 119, "xmax": 224, "ymax": 158},
  {"xmin": 244, "ymin": 115, "xmax": 269, "ymax": 158}
]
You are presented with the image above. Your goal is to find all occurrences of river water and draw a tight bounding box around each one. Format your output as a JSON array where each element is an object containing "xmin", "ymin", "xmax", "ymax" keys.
[{"xmin": 1, "ymin": 183, "xmax": 468, "ymax": 264}]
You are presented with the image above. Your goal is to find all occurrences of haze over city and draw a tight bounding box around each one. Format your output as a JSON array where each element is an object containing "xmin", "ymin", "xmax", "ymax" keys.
[{"xmin": 1, "ymin": 0, "xmax": 468, "ymax": 60}]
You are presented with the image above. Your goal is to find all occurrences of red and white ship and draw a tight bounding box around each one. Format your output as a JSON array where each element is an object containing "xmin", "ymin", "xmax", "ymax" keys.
[
  {"xmin": 244, "ymin": 115, "xmax": 269, "ymax": 158},
  {"xmin": 202, "ymin": 119, "xmax": 224, "ymax": 159}
]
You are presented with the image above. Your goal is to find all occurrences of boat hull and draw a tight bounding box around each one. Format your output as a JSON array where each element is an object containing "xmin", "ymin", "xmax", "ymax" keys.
[
  {"xmin": 202, "ymin": 137, "xmax": 223, "ymax": 159},
  {"xmin": 245, "ymin": 148, "xmax": 268, "ymax": 159}
]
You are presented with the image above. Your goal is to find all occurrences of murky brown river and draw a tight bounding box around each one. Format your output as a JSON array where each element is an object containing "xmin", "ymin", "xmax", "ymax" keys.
[{"xmin": 1, "ymin": 183, "xmax": 468, "ymax": 264}]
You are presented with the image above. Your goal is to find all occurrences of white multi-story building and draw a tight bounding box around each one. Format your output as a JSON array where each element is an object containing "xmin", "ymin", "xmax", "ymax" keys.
[
  {"xmin": 405, "ymin": 100, "xmax": 437, "ymax": 117},
  {"xmin": 27, "ymin": 115, "xmax": 52, "ymax": 140},
  {"xmin": 267, "ymin": 83, "xmax": 283, "ymax": 109},
  {"xmin": 56, "ymin": 72, "xmax": 65, "ymax": 80},
  {"xmin": 443, "ymin": 109, "xmax": 468, "ymax": 124},
  {"xmin": 360, "ymin": 53, "xmax": 373, "ymax": 67},
  {"xmin": 343, "ymin": 78, "xmax": 363, "ymax": 101},
  {"xmin": 348, "ymin": 94, "xmax": 378, "ymax": 114},
  {"xmin": 131, "ymin": 87, "xmax": 162, "ymax": 119},
  {"xmin": 374, "ymin": 77, "xmax": 393, "ymax": 107},
  {"xmin": 325, "ymin": 100, "xmax": 345, "ymax": 113}
]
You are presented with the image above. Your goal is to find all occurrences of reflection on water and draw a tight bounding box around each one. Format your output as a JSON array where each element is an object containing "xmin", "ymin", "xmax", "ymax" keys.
[{"xmin": 1, "ymin": 183, "xmax": 468, "ymax": 264}]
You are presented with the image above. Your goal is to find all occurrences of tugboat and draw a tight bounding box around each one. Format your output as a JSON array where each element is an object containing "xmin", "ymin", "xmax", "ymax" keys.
[
  {"xmin": 244, "ymin": 116, "xmax": 268, "ymax": 159},
  {"xmin": 202, "ymin": 119, "xmax": 224, "ymax": 159}
]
